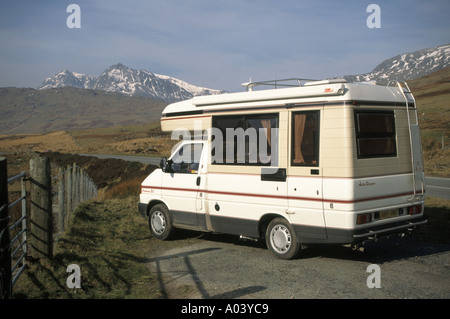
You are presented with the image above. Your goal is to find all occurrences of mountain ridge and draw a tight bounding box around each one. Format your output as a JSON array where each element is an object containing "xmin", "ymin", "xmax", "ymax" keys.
[
  {"xmin": 38, "ymin": 44, "xmax": 450, "ymax": 100},
  {"xmin": 341, "ymin": 43, "xmax": 450, "ymax": 83},
  {"xmin": 39, "ymin": 63, "xmax": 226, "ymax": 103}
]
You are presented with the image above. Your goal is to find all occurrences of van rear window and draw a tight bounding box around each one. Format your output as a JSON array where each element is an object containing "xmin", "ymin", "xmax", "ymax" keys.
[{"xmin": 354, "ymin": 111, "xmax": 396, "ymax": 158}]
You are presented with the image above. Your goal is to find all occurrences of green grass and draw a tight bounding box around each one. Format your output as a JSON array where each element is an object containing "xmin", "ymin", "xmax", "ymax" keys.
[{"xmin": 12, "ymin": 196, "xmax": 163, "ymax": 299}]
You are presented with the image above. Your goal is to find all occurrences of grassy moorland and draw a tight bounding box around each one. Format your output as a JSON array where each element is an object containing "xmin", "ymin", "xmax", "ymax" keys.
[{"xmin": 409, "ymin": 66, "xmax": 450, "ymax": 177}]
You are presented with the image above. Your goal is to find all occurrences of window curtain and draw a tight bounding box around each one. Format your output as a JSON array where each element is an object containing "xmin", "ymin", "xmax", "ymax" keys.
[
  {"xmin": 260, "ymin": 119, "xmax": 272, "ymax": 147},
  {"xmin": 293, "ymin": 114, "xmax": 306, "ymax": 164}
]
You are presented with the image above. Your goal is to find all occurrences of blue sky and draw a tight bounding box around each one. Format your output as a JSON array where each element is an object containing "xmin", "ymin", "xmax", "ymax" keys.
[{"xmin": 1, "ymin": 0, "xmax": 449, "ymax": 92}]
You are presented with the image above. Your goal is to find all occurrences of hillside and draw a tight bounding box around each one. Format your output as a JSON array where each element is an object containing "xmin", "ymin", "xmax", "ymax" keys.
[
  {"xmin": 408, "ymin": 66, "xmax": 450, "ymax": 177},
  {"xmin": 0, "ymin": 86, "xmax": 167, "ymax": 135}
]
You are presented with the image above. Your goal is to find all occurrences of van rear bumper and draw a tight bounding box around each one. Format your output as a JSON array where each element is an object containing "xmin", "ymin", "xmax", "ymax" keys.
[
  {"xmin": 352, "ymin": 218, "xmax": 427, "ymax": 240},
  {"xmin": 324, "ymin": 216, "xmax": 427, "ymax": 244}
]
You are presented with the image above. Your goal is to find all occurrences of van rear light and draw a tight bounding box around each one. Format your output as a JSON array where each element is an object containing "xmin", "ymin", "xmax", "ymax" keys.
[
  {"xmin": 409, "ymin": 205, "xmax": 422, "ymax": 215},
  {"xmin": 357, "ymin": 213, "xmax": 372, "ymax": 225}
]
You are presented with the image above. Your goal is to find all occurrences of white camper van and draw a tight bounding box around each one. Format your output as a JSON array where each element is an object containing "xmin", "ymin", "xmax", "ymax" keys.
[{"xmin": 138, "ymin": 78, "xmax": 427, "ymax": 259}]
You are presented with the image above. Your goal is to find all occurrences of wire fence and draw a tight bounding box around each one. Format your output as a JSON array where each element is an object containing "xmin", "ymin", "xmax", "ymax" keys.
[
  {"xmin": 52, "ymin": 163, "xmax": 98, "ymax": 239},
  {"xmin": 1, "ymin": 156, "xmax": 97, "ymax": 298}
]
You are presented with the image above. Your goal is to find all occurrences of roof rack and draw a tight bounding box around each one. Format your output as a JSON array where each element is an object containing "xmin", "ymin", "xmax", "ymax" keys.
[{"xmin": 241, "ymin": 78, "xmax": 346, "ymax": 91}]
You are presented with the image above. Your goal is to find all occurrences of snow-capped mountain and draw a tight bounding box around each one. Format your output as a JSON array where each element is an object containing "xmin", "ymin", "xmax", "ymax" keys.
[
  {"xmin": 342, "ymin": 43, "xmax": 450, "ymax": 83},
  {"xmin": 40, "ymin": 70, "xmax": 95, "ymax": 90},
  {"xmin": 39, "ymin": 63, "xmax": 226, "ymax": 103}
]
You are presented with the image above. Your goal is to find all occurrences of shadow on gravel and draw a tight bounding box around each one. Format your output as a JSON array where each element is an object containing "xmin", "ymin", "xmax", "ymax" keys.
[
  {"xmin": 299, "ymin": 237, "xmax": 450, "ymax": 264},
  {"xmin": 165, "ymin": 228, "xmax": 450, "ymax": 264},
  {"xmin": 147, "ymin": 246, "xmax": 266, "ymax": 299}
]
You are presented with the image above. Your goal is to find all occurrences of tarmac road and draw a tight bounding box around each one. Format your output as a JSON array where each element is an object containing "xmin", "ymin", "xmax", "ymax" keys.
[
  {"xmin": 426, "ymin": 177, "xmax": 450, "ymax": 200},
  {"xmin": 80, "ymin": 153, "xmax": 163, "ymax": 166}
]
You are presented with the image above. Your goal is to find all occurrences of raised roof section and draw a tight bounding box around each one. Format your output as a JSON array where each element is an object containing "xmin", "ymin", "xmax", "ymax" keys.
[{"xmin": 192, "ymin": 81, "xmax": 346, "ymax": 107}]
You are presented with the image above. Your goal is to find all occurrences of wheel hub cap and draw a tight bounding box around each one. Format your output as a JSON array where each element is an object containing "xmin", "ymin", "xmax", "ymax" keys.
[
  {"xmin": 271, "ymin": 225, "xmax": 291, "ymax": 253},
  {"xmin": 151, "ymin": 211, "xmax": 166, "ymax": 235}
]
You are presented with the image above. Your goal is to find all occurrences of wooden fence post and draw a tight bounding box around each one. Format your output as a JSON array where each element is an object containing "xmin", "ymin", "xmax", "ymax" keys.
[
  {"xmin": 29, "ymin": 156, "xmax": 53, "ymax": 259},
  {"xmin": 57, "ymin": 167, "xmax": 65, "ymax": 234},
  {"xmin": 0, "ymin": 157, "xmax": 12, "ymax": 299},
  {"xmin": 65, "ymin": 164, "xmax": 72, "ymax": 225},
  {"xmin": 73, "ymin": 164, "xmax": 78, "ymax": 210},
  {"xmin": 80, "ymin": 170, "xmax": 85, "ymax": 203}
]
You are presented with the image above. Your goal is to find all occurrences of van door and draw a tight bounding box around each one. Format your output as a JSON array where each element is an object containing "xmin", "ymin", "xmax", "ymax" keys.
[
  {"xmin": 161, "ymin": 141, "xmax": 204, "ymax": 227},
  {"xmin": 288, "ymin": 110, "xmax": 327, "ymax": 241}
]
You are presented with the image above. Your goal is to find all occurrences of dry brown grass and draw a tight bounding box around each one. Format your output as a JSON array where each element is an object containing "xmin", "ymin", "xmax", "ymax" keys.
[
  {"xmin": 0, "ymin": 131, "xmax": 83, "ymax": 153},
  {"xmin": 102, "ymin": 175, "xmax": 145, "ymax": 199},
  {"xmin": 0, "ymin": 121, "xmax": 176, "ymax": 157}
]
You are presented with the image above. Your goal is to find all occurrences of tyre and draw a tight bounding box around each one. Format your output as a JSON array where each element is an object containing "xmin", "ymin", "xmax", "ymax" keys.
[
  {"xmin": 148, "ymin": 204, "xmax": 173, "ymax": 240},
  {"xmin": 265, "ymin": 218, "xmax": 301, "ymax": 260}
]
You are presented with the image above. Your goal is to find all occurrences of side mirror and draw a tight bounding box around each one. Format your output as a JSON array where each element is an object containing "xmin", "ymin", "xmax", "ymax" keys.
[
  {"xmin": 160, "ymin": 157, "xmax": 173, "ymax": 173},
  {"xmin": 160, "ymin": 157, "xmax": 167, "ymax": 171}
]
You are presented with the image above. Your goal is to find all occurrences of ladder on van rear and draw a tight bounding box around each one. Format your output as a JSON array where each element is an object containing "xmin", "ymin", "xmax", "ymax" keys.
[{"xmin": 396, "ymin": 81, "xmax": 425, "ymax": 201}]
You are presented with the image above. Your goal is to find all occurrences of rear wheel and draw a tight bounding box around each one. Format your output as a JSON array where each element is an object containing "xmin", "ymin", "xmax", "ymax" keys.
[
  {"xmin": 148, "ymin": 204, "xmax": 173, "ymax": 240},
  {"xmin": 265, "ymin": 218, "xmax": 301, "ymax": 260}
]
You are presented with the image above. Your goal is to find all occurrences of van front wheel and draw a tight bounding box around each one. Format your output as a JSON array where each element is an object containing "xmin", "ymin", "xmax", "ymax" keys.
[
  {"xmin": 149, "ymin": 204, "xmax": 173, "ymax": 240},
  {"xmin": 265, "ymin": 218, "xmax": 300, "ymax": 260}
]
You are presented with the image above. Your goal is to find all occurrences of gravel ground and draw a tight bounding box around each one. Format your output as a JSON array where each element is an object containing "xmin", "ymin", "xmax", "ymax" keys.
[{"xmin": 145, "ymin": 231, "xmax": 450, "ymax": 299}]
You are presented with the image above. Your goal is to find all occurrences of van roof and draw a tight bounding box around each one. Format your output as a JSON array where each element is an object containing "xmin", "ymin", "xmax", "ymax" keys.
[{"xmin": 162, "ymin": 79, "xmax": 413, "ymax": 117}]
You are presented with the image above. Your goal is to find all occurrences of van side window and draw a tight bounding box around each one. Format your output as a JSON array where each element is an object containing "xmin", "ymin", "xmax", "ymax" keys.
[
  {"xmin": 354, "ymin": 111, "xmax": 396, "ymax": 158},
  {"xmin": 170, "ymin": 143, "xmax": 203, "ymax": 173},
  {"xmin": 291, "ymin": 111, "xmax": 320, "ymax": 166},
  {"xmin": 212, "ymin": 113, "xmax": 278, "ymax": 165}
]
